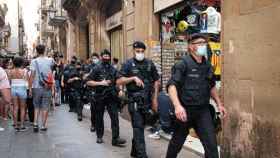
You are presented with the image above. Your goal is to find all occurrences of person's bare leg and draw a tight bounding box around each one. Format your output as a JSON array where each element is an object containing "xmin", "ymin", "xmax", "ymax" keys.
[
  {"xmin": 19, "ymin": 99, "xmax": 26, "ymax": 128},
  {"xmin": 0, "ymin": 98, "xmax": 3, "ymax": 118},
  {"xmin": 42, "ymin": 109, "xmax": 48, "ymax": 128},
  {"xmin": 34, "ymin": 108, "xmax": 40, "ymax": 125},
  {"xmin": 12, "ymin": 97, "xmax": 19, "ymax": 128},
  {"xmin": 1, "ymin": 88, "xmax": 11, "ymax": 120}
]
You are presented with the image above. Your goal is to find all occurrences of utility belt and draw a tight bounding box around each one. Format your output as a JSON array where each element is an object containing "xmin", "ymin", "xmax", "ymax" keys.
[
  {"xmin": 128, "ymin": 91, "xmax": 158, "ymax": 126},
  {"xmin": 128, "ymin": 91, "xmax": 151, "ymax": 113}
]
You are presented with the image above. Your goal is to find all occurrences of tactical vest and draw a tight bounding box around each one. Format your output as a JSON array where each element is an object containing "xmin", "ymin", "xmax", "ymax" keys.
[
  {"xmin": 126, "ymin": 59, "xmax": 153, "ymax": 94},
  {"xmin": 179, "ymin": 55, "xmax": 212, "ymax": 106},
  {"xmin": 93, "ymin": 64, "xmax": 117, "ymax": 95}
]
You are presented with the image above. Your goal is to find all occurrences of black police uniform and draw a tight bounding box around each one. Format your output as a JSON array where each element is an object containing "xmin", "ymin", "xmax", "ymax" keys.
[
  {"xmin": 87, "ymin": 62, "xmax": 122, "ymax": 143},
  {"xmin": 63, "ymin": 64, "xmax": 73, "ymax": 107},
  {"xmin": 165, "ymin": 54, "xmax": 218, "ymax": 158},
  {"xmin": 119, "ymin": 58, "xmax": 159, "ymax": 158},
  {"xmin": 85, "ymin": 62, "xmax": 98, "ymax": 131},
  {"xmin": 65, "ymin": 65, "xmax": 84, "ymax": 120}
]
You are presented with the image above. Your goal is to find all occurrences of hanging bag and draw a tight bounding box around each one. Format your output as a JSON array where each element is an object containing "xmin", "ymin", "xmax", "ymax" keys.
[{"xmin": 34, "ymin": 60, "xmax": 54, "ymax": 89}]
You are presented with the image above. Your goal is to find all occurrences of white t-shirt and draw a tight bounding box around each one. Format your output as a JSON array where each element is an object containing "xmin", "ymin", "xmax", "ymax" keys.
[{"xmin": 201, "ymin": 7, "xmax": 221, "ymax": 34}]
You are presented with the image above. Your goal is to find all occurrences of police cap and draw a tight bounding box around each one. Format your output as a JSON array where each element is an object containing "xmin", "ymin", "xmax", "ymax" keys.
[
  {"xmin": 133, "ymin": 41, "xmax": 146, "ymax": 50},
  {"xmin": 188, "ymin": 33, "xmax": 208, "ymax": 43},
  {"xmin": 100, "ymin": 49, "xmax": 111, "ymax": 56}
]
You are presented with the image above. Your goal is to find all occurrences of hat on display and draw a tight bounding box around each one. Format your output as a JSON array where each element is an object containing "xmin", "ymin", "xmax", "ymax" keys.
[
  {"xmin": 133, "ymin": 41, "xmax": 146, "ymax": 50},
  {"xmin": 177, "ymin": 20, "xmax": 189, "ymax": 32}
]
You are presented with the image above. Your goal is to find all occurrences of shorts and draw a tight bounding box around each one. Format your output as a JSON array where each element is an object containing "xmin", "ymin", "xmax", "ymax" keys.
[
  {"xmin": 11, "ymin": 86, "xmax": 27, "ymax": 99},
  {"xmin": 32, "ymin": 88, "xmax": 52, "ymax": 110}
]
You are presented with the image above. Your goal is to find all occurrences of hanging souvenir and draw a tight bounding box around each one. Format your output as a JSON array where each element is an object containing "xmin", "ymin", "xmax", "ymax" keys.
[
  {"xmin": 177, "ymin": 20, "xmax": 189, "ymax": 32},
  {"xmin": 200, "ymin": 6, "xmax": 221, "ymax": 34}
]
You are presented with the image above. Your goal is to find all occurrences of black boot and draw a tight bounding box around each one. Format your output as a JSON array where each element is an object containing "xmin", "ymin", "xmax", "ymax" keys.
[
  {"xmin": 90, "ymin": 126, "xmax": 96, "ymax": 132},
  {"xmin": 77, "ymin": 115, "xmax": 82, "ymax": 121},
  {"xmin": 96, "ymin": 138, "xmax": 104, "ymax": 144},
  {"xmin": 112, "ymin": 137, "xmax": 126, "ymax": 146}
]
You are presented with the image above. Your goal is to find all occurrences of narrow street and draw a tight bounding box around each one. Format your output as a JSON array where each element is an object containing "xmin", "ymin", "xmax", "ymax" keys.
[{"xmin": 0, "ymin": 105, "xmax": 200, "ymax": 158}]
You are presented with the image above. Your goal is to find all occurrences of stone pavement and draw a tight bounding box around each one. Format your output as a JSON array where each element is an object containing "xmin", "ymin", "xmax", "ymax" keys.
[{"xmin": 0, "ymin": 105, "xmax": 201, "ymax": 158}]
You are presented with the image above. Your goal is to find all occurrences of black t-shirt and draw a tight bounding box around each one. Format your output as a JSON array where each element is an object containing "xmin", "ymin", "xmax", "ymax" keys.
[{"xmin": 53, "ymin": 63, "xmax": 64, "ymax": 81}]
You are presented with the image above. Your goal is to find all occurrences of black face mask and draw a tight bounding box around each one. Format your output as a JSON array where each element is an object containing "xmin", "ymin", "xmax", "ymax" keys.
[
  {"xmin": 102, "ymin": 59, "xmax": 111, "ymax": 65},
  {"xmin": 71, "ymin": 60, "xmax": 76, "ymax": 64}
]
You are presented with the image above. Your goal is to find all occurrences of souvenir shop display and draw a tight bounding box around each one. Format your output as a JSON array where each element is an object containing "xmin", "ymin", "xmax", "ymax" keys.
[{"xmin": 159, "ymin": 0, "xmax": 222, "ymax": 89}]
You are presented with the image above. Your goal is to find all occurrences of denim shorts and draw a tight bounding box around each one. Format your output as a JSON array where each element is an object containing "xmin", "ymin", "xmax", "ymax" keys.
[
  {"xmin": 11, "ymin": 86, "xmax": 27, "ymax": 99},
  {"xmin": 32, "ymin": 88, "xmax": 52, "ymax": 110}
]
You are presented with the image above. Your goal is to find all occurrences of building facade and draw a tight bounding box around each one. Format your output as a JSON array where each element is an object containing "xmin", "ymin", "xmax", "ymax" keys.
[{"xmin": 0, "ymin": 2, "xmax": 11, "ymax": 57}]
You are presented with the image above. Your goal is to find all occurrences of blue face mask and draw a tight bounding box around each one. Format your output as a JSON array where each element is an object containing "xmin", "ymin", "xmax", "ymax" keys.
[{"xmin": 196, "ymin": 45, "xmax": 207, "ymax": 57}]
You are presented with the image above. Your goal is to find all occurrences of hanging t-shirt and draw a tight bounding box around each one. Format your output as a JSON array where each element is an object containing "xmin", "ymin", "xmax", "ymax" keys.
[
  {"xmin": 186, "ymin": 9, "xmax": 201, "ymax": 34},
  {"xmin": 200, "ymin": 7, "xmax": 221, "ymax": 34}
]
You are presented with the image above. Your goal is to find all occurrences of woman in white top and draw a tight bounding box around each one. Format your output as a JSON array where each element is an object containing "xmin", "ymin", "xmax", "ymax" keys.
[{"xmin": 9, "ymin": 57, "xmax": 29, "ymax": 131}]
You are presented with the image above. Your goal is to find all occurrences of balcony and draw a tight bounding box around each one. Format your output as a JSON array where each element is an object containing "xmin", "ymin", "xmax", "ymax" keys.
[
  {"xmin": 0, "ymin": 6, "xmax": 5, "ymax": 27},
  {"xmin": 49, "ymin": 15, "xmax": 67, "ymax": 26},
  {"xmin": 62, "ymin": 0, "xmax": 81, "ymax": 11}
]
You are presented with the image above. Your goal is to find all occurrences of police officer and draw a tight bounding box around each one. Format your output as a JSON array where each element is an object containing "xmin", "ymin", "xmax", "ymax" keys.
[
  {"xmin": 65, "ymin": 57, "xmax": 84, "ymax": 121},
  {"xmin": 86, "ymin": 49, "xmax": 126, "ymax": 146},
  {"xmin": 165, "ymin": 33, "xmax": 227, "ymax": 158},
  {"xmin": 62, "ymin": 56, "xmax": 77, "ymax": 111},
  {"xmin": 84, "ymin": 53, "xmax": 100, "ymax": 132},
  {"xmin": 116, "ymin": 41, "xmax": 160, "ymax": 158}
]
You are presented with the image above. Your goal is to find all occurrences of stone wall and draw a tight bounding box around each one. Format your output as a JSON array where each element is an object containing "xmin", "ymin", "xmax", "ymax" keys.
[{"xmin": 221, "ymin": 1, "xmax": 280, "ymax": 157}]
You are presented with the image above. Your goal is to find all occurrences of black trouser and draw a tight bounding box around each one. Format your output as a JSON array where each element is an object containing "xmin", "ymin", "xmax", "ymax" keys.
[
  {"xmin": 90, "ymin": 100, "xmax": 96, "ymax": 128},
  {"xmin": 95, "ymin": 100, "xmax": 120, "ymax": 140},
  {"xmin": 128, "ymin": 103, "xmax": 148, "ymax": 158},
  {"xmin": 26, "ymin": 97, "xmax": 34, "ymax": 123},
  {"xmin": 166, "ymin": 106, "xmax": 218, "ymax": 158},
  {"xmin": 69, "ymin": 91, "xmax": 83, "ymax": 117},
  {"xmin": 61, "ymin": 86, "xmax": 65, "ymax": 103}
]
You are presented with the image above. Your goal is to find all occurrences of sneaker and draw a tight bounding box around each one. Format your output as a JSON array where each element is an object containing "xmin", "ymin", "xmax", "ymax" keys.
[
  {"xmin": 15, "ymin": 127, "xmax": 20, "ymax": 132},
  {"xmin": 33, "ymin": 124, "xmax": 39, "ymax": 133},
  {"xmin": 0, "ymin": 127, "xmax": 5, "ymax": 131},
  {"xmin": 148, "ymin": 131, "xmax": 160, "ymax": 140},
  {"xmin": 20, "ymin": 126, "xmax": 28, "ymax": 132},
  {"xmin": 40, "ymin": 127, "xmax": 48, "ymax": 131}
]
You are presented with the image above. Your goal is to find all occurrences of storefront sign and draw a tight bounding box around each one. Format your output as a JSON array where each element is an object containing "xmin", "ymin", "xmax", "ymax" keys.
[
  {"xmin": 154, "ymin": 0, "xmax": 183, "ymax": 13},
  {"xmin": 106, "ymin": 11, "xmax": 122, "ymax": 31}
]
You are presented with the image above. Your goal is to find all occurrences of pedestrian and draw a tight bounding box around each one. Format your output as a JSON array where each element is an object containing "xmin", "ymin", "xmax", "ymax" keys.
[
  {"xmin": 25, "ymin": 60, "xmax": 34, "ymax": 124},
  {"xmin": 86, "ymin": 49, "xmax": 126, "ymax": 146},
  {"xmin": 165, "ymin": 33, "xmax": 227, "ymax": 158},
  {"xmin": 53, "ymin": 54, "xmax": 64, "ymax": 106},
  {"xmin": 9, "ymin": 57, "xmax": 29, "ymax": 131},
  {"xmin": 29, "ymin": 44, "xmax": 55, "ymax": 132},
  {"xmin": 0, "ymin": 66, "xmax": 11, "ymax": 131},
  {"xmin": 0, "ymin": 58, "xmax": 11, "ymax": 121},
  {"xmin": 112, "ymin": 57, "xmax": 119, "ymax": 70},
  {"xmin": 116, "ymin": 41, "xmax": 160, "ymax": 158}
]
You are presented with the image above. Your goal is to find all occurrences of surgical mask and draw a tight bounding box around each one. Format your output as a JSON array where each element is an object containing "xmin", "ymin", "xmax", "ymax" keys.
[
  {"xmin": 92, "ymin": 58, "xmax": 99, "ymax": 64},
  {"xmin": 135, "ymin": 53, "xmax": 145, "ymax": 61},
  {"xmin": 196, "ymin": 45, "xmax": 207, "ymax": 57}
]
